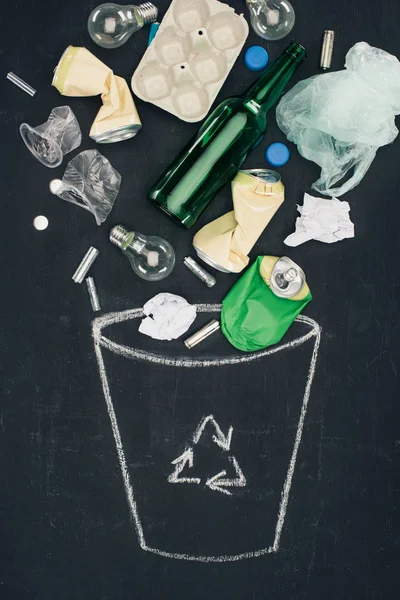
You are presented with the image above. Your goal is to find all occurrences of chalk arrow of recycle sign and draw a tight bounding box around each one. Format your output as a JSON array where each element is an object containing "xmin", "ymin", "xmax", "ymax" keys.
[{"xmin": 167, "ymin": 415, "xmax": 246, "ymax": 496}]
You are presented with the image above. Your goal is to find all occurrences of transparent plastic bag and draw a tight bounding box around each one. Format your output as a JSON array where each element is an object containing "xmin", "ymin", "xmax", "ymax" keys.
[
  {"xmin": 276, "ymin": 42, "xmax": 400, "ymax": 196},
  {"xmin": 49, "ymin": 149, "xmax": 121, "ymax": 225}
]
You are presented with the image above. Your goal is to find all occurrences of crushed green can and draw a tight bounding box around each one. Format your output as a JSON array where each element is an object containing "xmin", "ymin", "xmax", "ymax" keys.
[{"xmin": 221, "ymin": 256, "xmax": 312, "ymax": 352}]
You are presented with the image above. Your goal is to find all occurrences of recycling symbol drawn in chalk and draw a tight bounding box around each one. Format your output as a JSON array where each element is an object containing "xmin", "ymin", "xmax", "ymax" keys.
[{"xmin": 167, "ymin": 415, "xmax": 246, "ymax": 496}]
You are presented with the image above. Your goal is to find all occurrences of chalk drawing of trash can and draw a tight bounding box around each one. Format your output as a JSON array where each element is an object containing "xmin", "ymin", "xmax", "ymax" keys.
[{"xmin": 93, "ymin": 304, "xmax": 321, "ymax": 563}]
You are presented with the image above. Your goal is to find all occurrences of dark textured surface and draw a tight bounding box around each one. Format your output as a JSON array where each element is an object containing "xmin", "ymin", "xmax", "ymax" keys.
[{"xmin": 1, "ymin": 1, "xmax": 400, "ymax": 598}]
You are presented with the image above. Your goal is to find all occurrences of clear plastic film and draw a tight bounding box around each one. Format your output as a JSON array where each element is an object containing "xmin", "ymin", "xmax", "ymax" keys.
[
  {"xmin": 20, "ymin": 106, "xmax": 81, "ymax": 168},
  {"xmin": 50, "ymin": 150, "xmax": 121, "ymax": 225},
  {"xmin": 276, "ymin": 42, "xmax": 400, "ymax": 197}
]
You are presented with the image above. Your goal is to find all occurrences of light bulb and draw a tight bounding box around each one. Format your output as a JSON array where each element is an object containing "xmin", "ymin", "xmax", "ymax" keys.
[
  {"xmin": 88, "ymin": 2, "xmax": 158, "ymax": 49},
  {"xmin": 110, "ymin": 224, "xmax": 175, "ymax": 281},
  {"xmin": 246, "ymin": 0, "xmax": 295, "ymax": 41}
]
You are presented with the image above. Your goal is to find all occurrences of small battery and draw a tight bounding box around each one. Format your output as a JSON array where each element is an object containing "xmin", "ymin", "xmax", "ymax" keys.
[
  {"xmin": 184, "ymin": 320, "xmax": 220, "ymax": 349},
  {"xmin": 72, "ymin": 246, "xmax": 99, "ymax": 283},
  {"xmin": 86, "ymin": 276, "xmax": 101, "ymax": 312},
  {"xmin": 320, "ymin": 30, "xmax": 335, "ymax": 70},
  {"xmin": 184, "ymin": 256, "xmax": 216, "ymax": 288},
  {"xmin": 269, "ymin": 257, "xmax": 306, "ymax": 298}
]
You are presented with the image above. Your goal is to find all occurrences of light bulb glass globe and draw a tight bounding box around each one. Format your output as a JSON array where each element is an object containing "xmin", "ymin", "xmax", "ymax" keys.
[
  {"xmin": 246, "ymin": 0, "xmax": 295, "ymax": 41},
  {"xmin": 88, "ymin": 2, "xmax": 158, "ymax": 49},
  {"xmin": 110, "ymin": 225, "xmax": 175, "ymax": 282},
  {"xmin": 125, "ymin": 233, "xmax": 175, "ymax": 281}
]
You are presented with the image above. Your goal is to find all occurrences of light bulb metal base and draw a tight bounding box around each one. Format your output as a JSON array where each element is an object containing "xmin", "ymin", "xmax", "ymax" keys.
[
  {"xmin": 110, "ymin": 225, "xmax": 147, "ymax": 256},
  {"xmin": 137, "ymin": 2, "xmax": 158, "ymax": 25},
  {"xmin": 110, "ymin": 225, "xmax": 131, "ymax": 248}
]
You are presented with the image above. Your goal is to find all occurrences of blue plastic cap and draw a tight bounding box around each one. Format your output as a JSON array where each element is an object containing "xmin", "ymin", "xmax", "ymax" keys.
[
  {"xmin": 147, "ymin": 22, "xmax": 160, "ymax": 46},
  {"xmin": 244, "ymin": 46, "xmax": 269, "ymax": 71},
  {"xmin": 265, "ymin": 142, "xmax": 290, "ymax": 167}
]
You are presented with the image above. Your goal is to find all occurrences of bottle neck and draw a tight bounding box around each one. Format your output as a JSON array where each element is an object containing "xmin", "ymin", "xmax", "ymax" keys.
[{"xmin": 243, "ymin": 42, "xmax": 306, "ymax": 113}]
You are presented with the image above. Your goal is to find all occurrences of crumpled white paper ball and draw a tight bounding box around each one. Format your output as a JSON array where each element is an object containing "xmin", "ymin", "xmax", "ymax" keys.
[{"xmin": 284, "ymin": 193, "xmax": 355, "ymax": 246}]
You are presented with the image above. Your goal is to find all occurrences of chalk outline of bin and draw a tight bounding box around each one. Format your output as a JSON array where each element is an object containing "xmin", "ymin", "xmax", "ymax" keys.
[{"xmin": 92, "ymin": 304, "xmax": 321, "ymax": 563}]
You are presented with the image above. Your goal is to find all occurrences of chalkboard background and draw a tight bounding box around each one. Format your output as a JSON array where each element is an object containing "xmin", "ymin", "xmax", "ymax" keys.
[{"xmin": 1, "ymin": 0, "xmax": 400, "ymax": 598}]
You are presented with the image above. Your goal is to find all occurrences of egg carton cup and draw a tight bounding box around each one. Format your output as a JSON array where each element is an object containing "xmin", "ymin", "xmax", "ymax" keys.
[{"xmin": 131, "ymin": 0, "xmax": 249, "ymax": 122}]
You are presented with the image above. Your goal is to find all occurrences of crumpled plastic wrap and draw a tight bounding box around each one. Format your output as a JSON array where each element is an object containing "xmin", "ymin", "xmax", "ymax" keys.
[
  {"xmin": 19, "ymin": 106, "xmax": 81, "ymax": 168},
  {"xmin": 276, "ymin": 42, "xmax": 400, "ymax": 197},
  {"xmin": 50, "ymin": 150, "xmax": 121, "ymax": 225}
]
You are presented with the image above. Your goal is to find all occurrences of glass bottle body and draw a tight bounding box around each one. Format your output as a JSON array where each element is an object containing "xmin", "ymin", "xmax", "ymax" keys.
[
  {"xmin": 148, "ymin": 43, "xmax": 306, "ymax": 228},
  {"xmin": 149, "ymin": 99, "xmax": 267, "ymax": 228}
]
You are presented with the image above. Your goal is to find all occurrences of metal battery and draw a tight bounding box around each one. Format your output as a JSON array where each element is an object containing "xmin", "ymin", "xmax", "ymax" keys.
[
  {"xmin": 270, "ymin": 256, "xmax": 306, "ymax": 298},
  {"xmin": 86, "ymin": 277, "xmax": 101, "ymax": 312},
  {"xmin": 184, "ymin": 320, "xmax": 220, "ymax": 349},
  {"xmin": 183, "ymin": 257, "xmax": 216, "ymax": 287},
  {"xmin": 72, "ymin": 246, "xmax": 99, "ymax": 283},
  {"xmin": 320, "ymin": 30, "xmax": 335, "ymax": 70}
]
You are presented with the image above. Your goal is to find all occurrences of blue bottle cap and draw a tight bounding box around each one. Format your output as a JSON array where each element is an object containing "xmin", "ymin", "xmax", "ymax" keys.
[
  {"xmin": 147, "ymin": 22, "xmax": 160, "ymax": 46},
  {"xmin": 265, "ymin": 142, "xmax": 290, "ymax": 167},
  {"xmin": 244, "ymin": 46, "xmax": 269, "ymax": 71}
]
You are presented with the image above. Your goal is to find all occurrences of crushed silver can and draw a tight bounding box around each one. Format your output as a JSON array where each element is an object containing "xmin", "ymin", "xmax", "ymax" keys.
[{"xmin": 270, "ymin": 256, "xmax": 306, "ymax": 298}]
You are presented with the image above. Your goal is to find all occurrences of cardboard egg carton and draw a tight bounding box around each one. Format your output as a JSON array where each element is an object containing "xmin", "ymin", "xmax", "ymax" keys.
[{"xmin": 131, "ymin": 0, "xmax": 249, "ymax": 122}]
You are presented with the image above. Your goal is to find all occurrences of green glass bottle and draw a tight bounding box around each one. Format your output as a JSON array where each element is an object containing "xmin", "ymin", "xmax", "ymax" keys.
[{"xmin": 148, "ymin": 42, "xmax": 306, "ymax": 228}]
